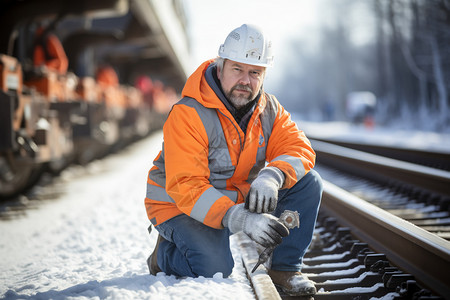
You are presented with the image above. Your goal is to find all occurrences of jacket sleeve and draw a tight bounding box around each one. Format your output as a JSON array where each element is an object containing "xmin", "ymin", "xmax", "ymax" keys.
[
  {"xmin": 265, "ymin": 97, "xmax": 316, "ymax": 189},
  {"xmin": 163, "ymin": 104, "xmax": 235, "ymax": 229}
]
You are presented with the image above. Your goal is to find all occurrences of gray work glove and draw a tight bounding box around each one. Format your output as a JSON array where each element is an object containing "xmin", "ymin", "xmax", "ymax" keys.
[
  {"xmin": 247, "ymin": 167, "xmax": 285, "ymax": 213},
  {"xmin": 222, "ymin": 204, "xmax": 289, "ymax": 248}
]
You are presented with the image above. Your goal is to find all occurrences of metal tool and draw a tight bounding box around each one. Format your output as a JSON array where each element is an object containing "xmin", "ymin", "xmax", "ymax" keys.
[
  {"xmin": 251, "ymin": 210, "xmax": 300, "ymax": 273},
  {"xmin": 279, "ymin": 210, "xmax": 301, "ymax": 229}
]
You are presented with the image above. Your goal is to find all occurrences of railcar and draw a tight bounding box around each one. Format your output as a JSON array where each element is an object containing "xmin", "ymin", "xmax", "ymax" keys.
[{"xmin": 0, "ymin": 0, "xmax": 188, "ymax": 198}]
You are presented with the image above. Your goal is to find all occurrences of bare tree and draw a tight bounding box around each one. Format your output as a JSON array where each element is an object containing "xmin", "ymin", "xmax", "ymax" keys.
[{"xmin": 275, "ymin": 0, "xmax": 449, "ymax": 131}]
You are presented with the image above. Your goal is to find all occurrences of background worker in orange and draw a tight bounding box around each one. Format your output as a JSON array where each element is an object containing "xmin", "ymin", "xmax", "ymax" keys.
[
  {"xmin": 33, "ymin": 27, "xmax": 68, "ymax": 74},
  {"xmin": 145, "ymin": 24, "xmax": 323, "ymax": 296},
  {"xmin": 96, "ymin": 66, "xmax": 119, "ymax": 87}
]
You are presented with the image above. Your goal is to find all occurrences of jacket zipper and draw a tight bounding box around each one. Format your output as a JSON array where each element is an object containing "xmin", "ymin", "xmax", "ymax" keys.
[{"xmin": 216, "ymin": 109, "xmax": 244, "ymax": 152}]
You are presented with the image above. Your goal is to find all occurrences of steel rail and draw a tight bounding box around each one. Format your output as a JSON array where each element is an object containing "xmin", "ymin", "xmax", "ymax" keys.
[
  {"xmin": 311, "ymin": 140, "xmax": 450, "ymax": 197},
  {"xmin": 321, "ymin": 180, "xmax": 450, "ymax": 298},
  {"xmin": 237, "ymin": 232, "xmax": 282, "ymax": 300},
  {"xmin": 308, "ymin": 137, "xmax": 450, "ymax": 171}
]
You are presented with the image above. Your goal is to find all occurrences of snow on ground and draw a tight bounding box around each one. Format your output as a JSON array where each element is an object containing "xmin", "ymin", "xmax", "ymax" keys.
[
  {"xmin": 297, "ymin": 120, "xmax": 450, "ymax": 153},
  {"xmin": 0, "ymin": 131, "xmax": 255, "ymax": 300},
  {"xmin": 2, "ymin": 121, "xmax": 447, "ymax": 300}
]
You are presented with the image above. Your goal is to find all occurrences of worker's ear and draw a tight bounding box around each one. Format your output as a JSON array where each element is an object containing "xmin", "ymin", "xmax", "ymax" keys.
[{"xmin": 216, "ymin": 65, "xmax": 221, "ymax": 80}]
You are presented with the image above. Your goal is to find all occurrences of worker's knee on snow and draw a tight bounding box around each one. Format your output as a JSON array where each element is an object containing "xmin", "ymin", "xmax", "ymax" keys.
[
  {"xmin": 194, "ymin": 261, "xmax": 234, "ymax": 278},
  {"xmin": 189, "ymin": 250, "xmax": 234, "ymax": 278}
]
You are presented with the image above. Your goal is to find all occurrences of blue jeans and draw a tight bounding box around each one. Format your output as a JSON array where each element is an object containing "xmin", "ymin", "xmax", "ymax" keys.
[{"xmin": 153, "ymin": 169, "xmax": 323, "ymax": 277}]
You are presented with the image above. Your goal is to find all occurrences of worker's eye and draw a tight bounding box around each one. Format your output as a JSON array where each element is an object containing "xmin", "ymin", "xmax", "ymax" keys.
[{"xmin": 250, "ymin": 71, "xmax": 261, "ymax": 78}]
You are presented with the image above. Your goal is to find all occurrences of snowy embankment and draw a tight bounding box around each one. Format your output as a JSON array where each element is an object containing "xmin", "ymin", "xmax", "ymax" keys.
[
  {"xmin": 0, "ymin": 131, "xmax": 255, "ymax": 300},
  {"xmin": 297, "ymin": 120, "xmax": 450, "ymax": 153}
]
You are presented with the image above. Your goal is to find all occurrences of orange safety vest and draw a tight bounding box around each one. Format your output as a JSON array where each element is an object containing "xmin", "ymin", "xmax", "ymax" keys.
[{"xmin": 145, "ymin": 59, "xmax": 316, "ymax": 229}]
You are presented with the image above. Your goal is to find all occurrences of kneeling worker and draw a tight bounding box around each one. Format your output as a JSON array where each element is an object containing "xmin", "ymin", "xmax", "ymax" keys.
[{"xmin": 144, "ymin": 24, "xmax": 323, "ymax": 296}]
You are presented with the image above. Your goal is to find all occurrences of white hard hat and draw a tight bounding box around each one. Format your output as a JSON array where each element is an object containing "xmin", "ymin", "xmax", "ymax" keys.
[{"xmin": 218, "ymin": 24, "xmax": 273, "ymax": 67}]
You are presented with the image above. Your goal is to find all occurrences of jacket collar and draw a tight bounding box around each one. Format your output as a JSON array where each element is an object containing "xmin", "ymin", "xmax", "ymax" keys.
[{"xmin": 204, "ymin": 62, "xmax": 236, "ymax": 113}]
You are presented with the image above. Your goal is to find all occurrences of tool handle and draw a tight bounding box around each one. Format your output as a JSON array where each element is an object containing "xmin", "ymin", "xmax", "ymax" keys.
[{"xmin": 251, "ymin": 247, "xmax": 273, "ymax": 273}]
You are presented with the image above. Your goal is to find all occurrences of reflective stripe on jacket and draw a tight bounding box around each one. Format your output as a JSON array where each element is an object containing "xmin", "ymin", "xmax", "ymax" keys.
[{"xmin": 145, "ymin": 59, "xmax": 315, "ymax": 229}]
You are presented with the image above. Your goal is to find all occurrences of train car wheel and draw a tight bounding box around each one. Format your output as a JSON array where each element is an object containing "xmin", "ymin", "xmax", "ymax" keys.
[{"xmin": 0, "ymin": 153, "xmax": 42, "ymax": 199}]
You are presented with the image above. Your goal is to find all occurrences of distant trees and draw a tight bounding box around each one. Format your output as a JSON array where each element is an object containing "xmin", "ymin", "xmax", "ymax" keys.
[
  {"xmin": 276, "ymin": 0, "xmax": 450, "ymax": 132},
  {"xmin": 375, "ymin": 0, "xmax": 450, "ymax": 130}
]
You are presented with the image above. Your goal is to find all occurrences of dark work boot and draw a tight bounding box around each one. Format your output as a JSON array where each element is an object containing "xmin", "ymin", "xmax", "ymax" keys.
[
  {"xmin": 268, "ymin": 269, "xmax": 316, "ymax": 296},
  {"xmin": 147, "ymin": 234, "xmax": 166, "ymax": 275}
]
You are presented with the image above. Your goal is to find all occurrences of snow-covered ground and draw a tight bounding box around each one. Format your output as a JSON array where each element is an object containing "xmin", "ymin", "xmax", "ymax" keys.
[
  {"xmin": 0, "ymin": 131, "xmax": 255, "ymax": 300},
  {"xmin": 2, "ymin": 121, "xmax": 449, "ymax": 300},
  {"xmin": 297, "ymin": 120, "xmax": 450, "ymax": 153}
]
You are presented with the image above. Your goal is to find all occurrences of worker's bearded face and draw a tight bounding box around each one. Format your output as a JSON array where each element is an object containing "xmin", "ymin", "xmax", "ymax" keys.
[
  {"xmin": 226, "ymin": 84, "xmax": 255, "ymax": 109},
  {"xmin": 218, "ymin": 60, "xmax": 265, "ymax": 109}
]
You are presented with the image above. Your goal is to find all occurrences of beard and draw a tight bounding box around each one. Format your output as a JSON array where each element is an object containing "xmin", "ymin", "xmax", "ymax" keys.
[{"xmin": 225, "ymin": 84, "xmax": 257, "ymax": 109}]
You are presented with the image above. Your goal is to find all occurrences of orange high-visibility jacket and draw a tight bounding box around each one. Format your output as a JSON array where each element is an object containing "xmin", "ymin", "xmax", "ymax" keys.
[{"xmin": 145, "ymin": 59, "xmax": 316, "ymax": 229}]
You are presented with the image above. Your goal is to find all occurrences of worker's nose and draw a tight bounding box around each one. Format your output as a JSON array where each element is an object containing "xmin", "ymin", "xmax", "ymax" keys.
[{"xmin": 239, "ymin": 72, "xmax": 251, "ymax": 85}]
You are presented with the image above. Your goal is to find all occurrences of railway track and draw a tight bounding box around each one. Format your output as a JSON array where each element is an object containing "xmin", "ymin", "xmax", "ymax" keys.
[
  {"xmin": 241, "ymin": 139, "xmax": 450, "ymax": 299},
  {"xmin": 309, "ymin": 137, "xmax": 450, "ymax": 171},
  {"xmin": 3, "ymin": 133, "xmax": 448, "ymax": 299}
]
